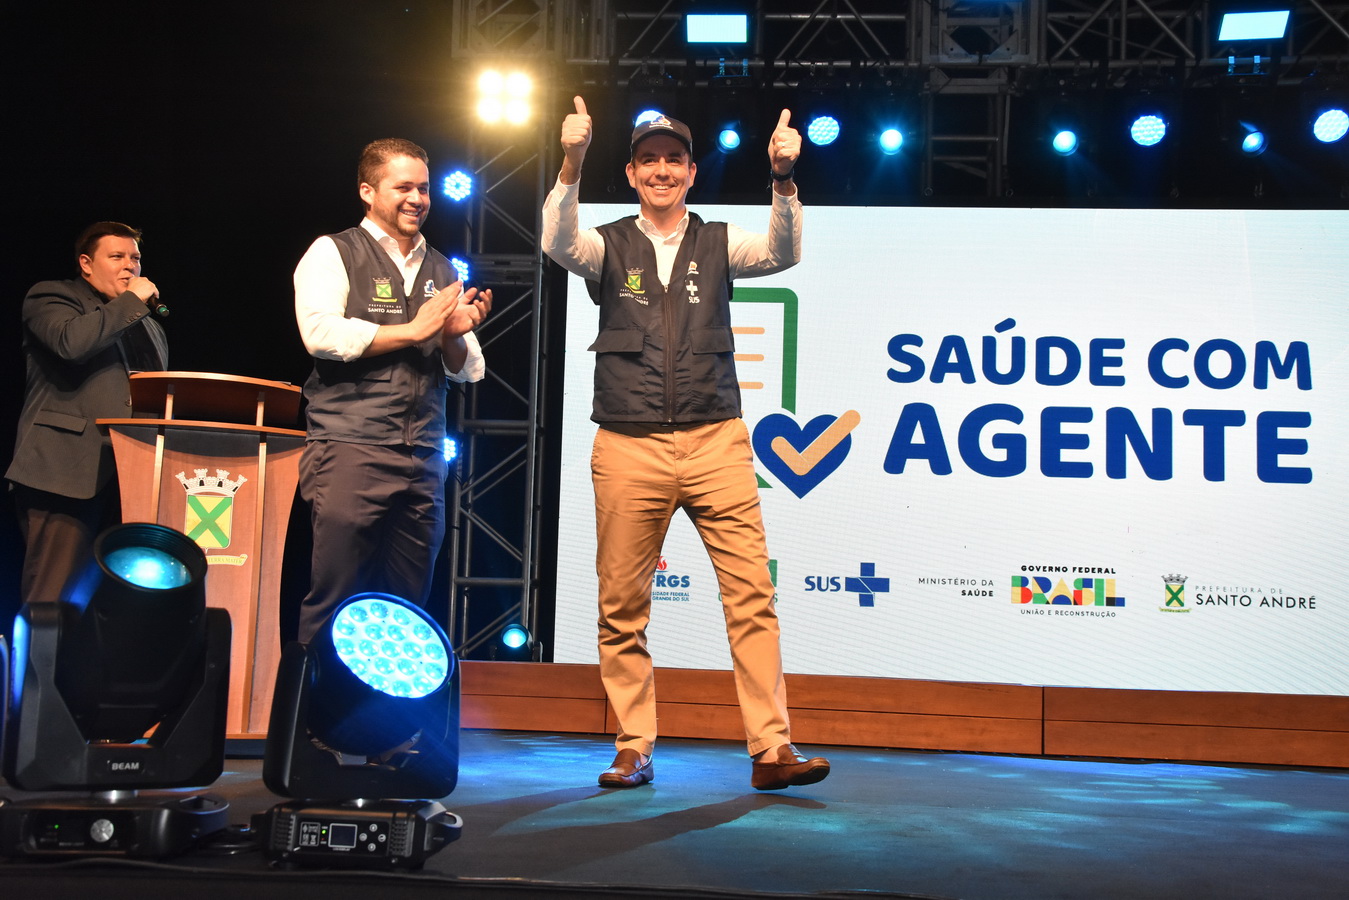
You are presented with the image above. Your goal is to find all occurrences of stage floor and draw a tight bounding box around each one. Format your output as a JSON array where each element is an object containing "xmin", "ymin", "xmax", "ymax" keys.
[{"xmin": 2, "ymin": 729, "xmax": 1347, "ymax": 899}]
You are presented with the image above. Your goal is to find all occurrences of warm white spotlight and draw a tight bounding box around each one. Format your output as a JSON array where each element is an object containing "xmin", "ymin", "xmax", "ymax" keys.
[
  {"xmin": 503, "ymin": 98, "xmax": 531, "ymax": 125},
  {"xmin": 505, "ymin": 71, "xmax": 532, "ymax": 97},
  {"xmin": 476, "ymin": 69, "xmax": 533, "ymax": 126},
  {"xmin": 477, "ymin": 97, "xmax": 504, "ymax": 124}
]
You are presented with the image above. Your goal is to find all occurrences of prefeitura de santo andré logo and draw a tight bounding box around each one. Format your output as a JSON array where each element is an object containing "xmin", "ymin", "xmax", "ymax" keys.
[
  {"xmin": 1160, "ymin": 573, "xmax": 1190, "ymax": 613},
  {"xmin": 176, "ymin": 468, "xmax": 247, "ymax": 551}
]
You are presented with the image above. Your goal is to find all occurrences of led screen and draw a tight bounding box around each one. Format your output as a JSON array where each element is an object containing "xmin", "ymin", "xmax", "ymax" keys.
[{"xmin": 553, "ymin": 204, "xmax": 1349, "ymax": 695}]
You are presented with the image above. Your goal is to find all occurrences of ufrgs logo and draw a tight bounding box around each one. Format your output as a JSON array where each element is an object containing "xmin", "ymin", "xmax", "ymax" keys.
[
  {"xmin": 653, "ymin": 557, "xmax": 781, "ymax": 603},
  {"xmin": 805, "ymin": 562, "xmax": 891, "ymax": 607},
  {"xmin": 651, "ymin": 556, "xmax": 692, "ymax": 602},
  {"xmin": 652, "ymin": 556, "xmax": 690, "ymax": 589}
]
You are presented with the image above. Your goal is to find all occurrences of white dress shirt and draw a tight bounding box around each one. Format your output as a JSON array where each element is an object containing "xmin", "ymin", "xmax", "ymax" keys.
[
  {"xmin": 294, "ymin": 217, "xmax": 485, "ymax": 382},
  {"xmin": 540, "ymin": 179, "xmax": 802, "ymax": 288}
]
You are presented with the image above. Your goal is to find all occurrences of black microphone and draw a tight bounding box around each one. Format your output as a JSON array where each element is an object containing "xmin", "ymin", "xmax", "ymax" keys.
[{"xmin": 151, "ymin": 297, "xmax": 170, "ymax": 318}]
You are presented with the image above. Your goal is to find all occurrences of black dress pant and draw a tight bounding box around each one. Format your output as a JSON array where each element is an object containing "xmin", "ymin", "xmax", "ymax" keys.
[
  {"xmin": 296, "ymin": 440, "xmax": 447, "ymax": 642},
  {"xmin": 12, "ymin": 480, "xmax": 121, "ymax": 605}
]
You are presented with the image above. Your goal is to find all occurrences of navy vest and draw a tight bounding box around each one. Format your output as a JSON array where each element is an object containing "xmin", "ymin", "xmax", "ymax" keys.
[
  {"xmin": 303, "ymin": 227, "xmax": 454, "ymax": 447},
  {"xmin": 586, "ymin": 214, "xmax": 740, "ymax": 424}
]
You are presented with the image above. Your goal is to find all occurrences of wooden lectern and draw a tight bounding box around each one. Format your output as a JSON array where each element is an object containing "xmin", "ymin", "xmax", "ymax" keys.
[{"xmin": 99, "ymin": 372, "xmax": 306, "ymax": 739}]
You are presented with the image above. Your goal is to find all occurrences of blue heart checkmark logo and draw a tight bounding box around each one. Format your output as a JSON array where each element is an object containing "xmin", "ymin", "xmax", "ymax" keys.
[{"xmin": 752, "ymin": 412, "xmax": 858, "ymax": 498}]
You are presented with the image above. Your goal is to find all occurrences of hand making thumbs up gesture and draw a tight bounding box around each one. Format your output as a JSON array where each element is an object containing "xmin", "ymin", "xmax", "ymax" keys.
[
  {"xmin": 560, "ymin": 95, "xmax": 592, "ymax": 185},
  {"xmin": 768, "ymin": 109, "xmax": 801, "ymax": 179}
]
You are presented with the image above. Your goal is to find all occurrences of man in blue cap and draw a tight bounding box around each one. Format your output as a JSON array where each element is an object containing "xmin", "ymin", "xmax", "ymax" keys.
[{"xmin": 542, "ymin": 98, "xmax": 831, "ymax": 791}]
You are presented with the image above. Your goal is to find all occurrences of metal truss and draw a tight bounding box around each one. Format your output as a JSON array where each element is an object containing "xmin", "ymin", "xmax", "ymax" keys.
[
  {"xmin": 454, "ymin": 1, "xmax": 1349, "ymax": 197},
  {"xmin": 523, "ymin": 1, "xmax": 1349, "ymax": 77},
  {"xmin": 445, "ymin": 0, "xmax": 1349, "ymax": 656},
  {"xmin": 442, "ymin": 110, "xmax": 552, "ymax": 659}
]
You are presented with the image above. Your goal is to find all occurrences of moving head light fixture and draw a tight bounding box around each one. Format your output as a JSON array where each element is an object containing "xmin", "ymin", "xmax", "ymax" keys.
[
  {"xmin": 255, "ymin": 592, "xmax": 463, "ymax": 870},
  {"xmin": 1, "ymin": 523, "xmax": 231, "ymax": 859}
]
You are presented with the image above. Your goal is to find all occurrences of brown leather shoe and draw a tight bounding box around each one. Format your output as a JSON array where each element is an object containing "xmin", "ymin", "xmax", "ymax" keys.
[
  {"xmin": 598, "ymin": 749, "xmax": 654, "ymax": 788},
  {"xmin": 751, "ymin": 743, "xmax": 830, "ymax": 791}
]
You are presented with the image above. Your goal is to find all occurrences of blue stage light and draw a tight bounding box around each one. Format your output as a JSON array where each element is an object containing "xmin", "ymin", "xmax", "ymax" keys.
[
  {"xmin": 501, "ymin": 624, "xmax": 531, "ymax": 650},
  {"xmin": 260, "ymin": 590, "xmax": 462, "ymax": 856},
  {"xmin": 442, "ymin": 170, "xmax": 473, "ymax": 202},
  {"xmin": 806, "ymin": 116, "xmax": 840, "ymax": 146},
  {"xmin": 1130, "ymin": 115, "xmax": 1167, "ymax": 147},
  {"xmin": 1240, "ymin": 130, "xmax": 1267, "ymax": 155},
  {"xmin": 1312, "ymin": 108, "xmax": 1349, "ymax": 143},
  {"xmin": 451, "ymin": 256, "xmax": 471, "ymax": 283},
  {"xmin": 1052, "ymin": 129, "xmax": 1080, "ymax": 156},
  {"xmin": 634, "ymin": 109, "xmax": 665, "ymax": 127},
  {"xmin": 878, "ymin": 129, "xmax": 903, "ymax": 155},
  {"xmin": 443, "ymin": 436, "xmax": 458, "ymax": 462},
  {"xmin": 718, "ymin": 128, "xmax": 741, "ymax": 152},
  {"xmin": 330, "ymin": 595, "xmax": 451, "ymax": 700},
  {"xmin": 104, "ymin": 546, "xmax": 193, "ymax": 590}
]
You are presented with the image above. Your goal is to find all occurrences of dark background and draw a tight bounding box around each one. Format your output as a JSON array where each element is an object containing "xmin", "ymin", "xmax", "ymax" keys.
[{"xmin": 0, "ymin": 1, "xmax": 489, "ymax": 634}]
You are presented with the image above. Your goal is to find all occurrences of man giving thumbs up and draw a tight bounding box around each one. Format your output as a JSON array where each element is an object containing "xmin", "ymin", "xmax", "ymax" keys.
[{"xmin": 542, "ymin": 99, "xmax": 830, "ymax": 792}]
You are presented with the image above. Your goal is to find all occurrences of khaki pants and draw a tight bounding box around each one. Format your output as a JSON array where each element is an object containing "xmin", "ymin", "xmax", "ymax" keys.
[{"xmin": 591, "ymin": 418, "xmax": 790, "ymax": 758}]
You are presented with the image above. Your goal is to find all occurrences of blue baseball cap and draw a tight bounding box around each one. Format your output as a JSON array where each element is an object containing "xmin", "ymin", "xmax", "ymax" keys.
[{"xmin": 630, "ymin": 115, "xmax": 693, "ymax": 156}]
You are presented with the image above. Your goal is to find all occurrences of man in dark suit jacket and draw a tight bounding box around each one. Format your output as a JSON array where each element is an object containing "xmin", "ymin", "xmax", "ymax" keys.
[{"xmin": 6, "ymin": 221, "xmax": 169, "ymax": 604}]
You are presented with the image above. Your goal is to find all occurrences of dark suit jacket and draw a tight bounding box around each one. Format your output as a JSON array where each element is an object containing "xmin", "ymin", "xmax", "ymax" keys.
[{"xmin": 5, "ymin": 277, "xmax": 168, "ymax": 500}]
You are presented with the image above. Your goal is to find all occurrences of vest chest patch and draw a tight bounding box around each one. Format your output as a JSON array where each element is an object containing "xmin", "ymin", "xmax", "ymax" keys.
[
  {"xmin": 621, "ymin": 268, "xmax": 649, "ymax": 306},
  {"xmin": 369, "ymin": 277, "xmax": 405, "ymax": 315},
  {"xmin": 685, "ymin": 262, "xmax": 700, "ymax": 303}
]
